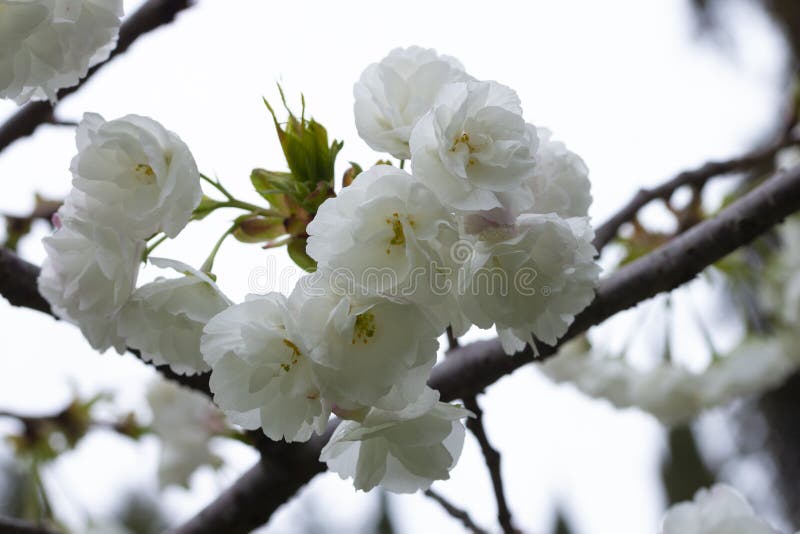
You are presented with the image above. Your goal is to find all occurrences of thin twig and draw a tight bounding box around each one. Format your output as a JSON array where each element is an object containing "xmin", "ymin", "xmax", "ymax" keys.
[
  {"xmin": 47, "ymin": 119, "xmax": 78, "ymax": 127},
  {"xmin": 445, "ymin": 325, "xmax": 460, "ymax": 351},
  {"xmin": 592, "ymin": 135, "xmax": 799, "ymax": 251},
  {"xmin": 424, "ymin": 488, "xmax": 489, "ymax": 534},
  {"xmin": 462, "ymin": 396, "xmax": 517, "ymax": 534},
  {"xmin": 447, "ymin": 325, "xmax": 509, "ymax": 534},
  {"xmin": 0, "ymin": 0, "xmax": 196, "ymax": 154}
]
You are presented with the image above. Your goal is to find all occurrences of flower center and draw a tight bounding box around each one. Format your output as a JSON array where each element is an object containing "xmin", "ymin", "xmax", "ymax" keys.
[
  {"xmin": 134, "ymin": 164, "xmax": 156, "ymax": 185},
  {"xmin": 352, "ymin": 311, "xmax": 376, "ymax": 344},
  {"xmin": 450, "ymin": 132, "xmax": 478, "ymax": 165},
  {"xmin": 384, "ymin": 212, "xmax": 414, "ymax": 254},
  {"xmin": 280, "ymin": 338, "xmax": 302, "ymax": 372}
]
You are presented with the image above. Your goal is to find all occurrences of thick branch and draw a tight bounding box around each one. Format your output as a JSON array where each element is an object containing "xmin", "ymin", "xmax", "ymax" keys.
[
  {"xmin": 432, "ymin": 163, "xmax": 800, "ymax": 401},
  {"xmin": 462, "ymin": 396, "xmax": 516, "ymax": 534},
  {"xmin": 0, "ymin": 0, "xmax": 195, "ymax": 154},
  {"xmin": 5, "ymin": 165, "xmax": 800, "ymax": 532},
  {"xmin": 424, "ymin": 488, "xmax": 489, "ymax": 534},
  {"xmin": 0, "ymin": 247, "xmax": 210, "ymax": 394},
  {"xmin": 0, "ymin": 516, "xmax": 60, "ymax": 534},
  {"xmin": 0, "ymin": 247, "xmax": 51, "ymax": 315},
  {"xmin": 592, "ymin": 135, "xmax": 797, "ymax": 250},
  {"xmin": 175, "ymin": 165, "xmax": 800, "ymax": 533},
  {"xmin": 166, "ymin": 428, "xmax": 334, "ymax": 534}
]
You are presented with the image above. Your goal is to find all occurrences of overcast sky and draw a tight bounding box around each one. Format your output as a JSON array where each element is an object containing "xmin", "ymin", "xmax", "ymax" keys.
[{"xmin": 0, "ymin": 1, "xmax": 788, "ymax": 532}]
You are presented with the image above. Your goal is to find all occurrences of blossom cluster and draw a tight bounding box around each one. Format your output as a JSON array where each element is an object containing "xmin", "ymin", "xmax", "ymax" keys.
[
  {"xmin": 38, "ymin": 112, "xmax": 214, "ymax": 363},
  {"xmin": 660, "ymin": 484, "xmax": 782, "ymax": 534},
  {"xmin": 542, "ymin": 216, "xmax": 800, "ymax": 426},
  {"xmin": 542, "ymin": 335, "xmax": 799, "ymax": 425},
  {"xmin": 35, "ymin": 46, "xmax": 599, "ymax": 492},
  {"xmin": 146, "ymin": 379, "xmax": 226, "ymax": 488},
  {"xmin": 0, "ymin": 0, "xmax": 122, "ymax": 103}
]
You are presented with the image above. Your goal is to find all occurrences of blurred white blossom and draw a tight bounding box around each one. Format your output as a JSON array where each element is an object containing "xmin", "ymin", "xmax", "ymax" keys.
[
  {"xmin": 660, "ymin": 484, "xmax": 780, "ymax": 534},
  {"xmin": 0, "ymin": 0, "xmax": 122, "ymax": 103},
  {"xmin": 147, "ymin": 379, "xmax": 226, "ymax": 488},
  {"xmin": 543, "ymin": 336, "xmax": 800, "ymax": 426}
]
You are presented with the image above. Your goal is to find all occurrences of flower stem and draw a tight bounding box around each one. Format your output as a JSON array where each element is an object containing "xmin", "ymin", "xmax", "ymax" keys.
[
  {"xmin": 214, "ymin": 199, "xmax": 279, "ymax": 216},
  {"xmin": 200, "ymin": 173, "xmax": 235, "ymax": 201},
  {"xmin": 142, "ymin": 234, "xmax": 168, "ymax": 261},
  {"xmin": 201, "ymin": 224, "xmax": 236, "ymax": 274},
  {"xmin": 399, "ymin": 159, "xmax": 406, "ymax": 169}
]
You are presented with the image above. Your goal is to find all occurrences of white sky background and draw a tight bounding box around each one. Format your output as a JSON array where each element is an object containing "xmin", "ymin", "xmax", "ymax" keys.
[{"xmin": 0, "ymin": 0, "xmax": 788, "ymax": 532}]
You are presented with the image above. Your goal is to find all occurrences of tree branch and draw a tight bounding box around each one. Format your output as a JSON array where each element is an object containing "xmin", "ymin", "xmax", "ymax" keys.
[
  {"xmin": 462, "ymin": 396, "xmax": 516, "ymax": 534},
  {"xmin": 592, "ymin": 135, "xmax": 798, "ymax": 251},
  {"xmin": 4, "ymin": 164, "xmax": 800, "ymax": 532},
  {"xmin": 424, "ymin": 488, "xmax": 489, "ymax": 534},
  {"xmin": 448, "ymin": 317, "xmax": 513, "ymax": 532},
  {"xmin": 0, "ymin": 247, "xmax": 51, "ymax": 315},
  {"xmin": 432, "ymin": 163, "xmax": 800, "ymax": 401},
  {"xmin": 166, "ymin": 427, "xmax": 334, "ymax": 534},
  {"xmin": 0, "ymin": 515, "xmax": 60, "ymax": 534},
  {"xmin": 0, "ymin": 247, "xmax": 210, "ymax": 394},
  {"xmin": 0, "ymin": 0, "xmax": 196, "ymax": 154},
  {"xmin": 173, "ymin": 164, "xmax": 800, "ymax": 533}
]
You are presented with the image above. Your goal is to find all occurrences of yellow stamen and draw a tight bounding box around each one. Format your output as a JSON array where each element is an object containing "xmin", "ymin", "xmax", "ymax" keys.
[
  {"xmin": 385, "ymin": 212, "xmax": 406, "ymax": 255},
  {"xmin": 352, "ymin": 312, "xmax": 376, "ymax": 345},
  {"xmin": 134, "ymin": 164, "xmax": 156, "ymax": 185},
  {"xmin": 280, "ymin": 339, "xmax": 302, "ymax": 372}
]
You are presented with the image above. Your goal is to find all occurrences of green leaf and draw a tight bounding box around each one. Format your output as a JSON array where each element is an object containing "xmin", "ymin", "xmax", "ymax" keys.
[
  {"xmin": 250, "ymin": 169, "xmax": 296, "ymax": 214},
  {"xmin": 262, "ymin": 89, "xmax": 344, "ymax": 204}
]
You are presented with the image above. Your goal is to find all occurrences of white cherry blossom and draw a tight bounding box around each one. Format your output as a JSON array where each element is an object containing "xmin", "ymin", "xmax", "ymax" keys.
[
  {"xmin": 71, "ymin": 113, "xmax": 201, "ymax": 239},
  {"xmin": 38, "ymin": 205, "xmax": 142, "ymax": 353},
  {"xmin": 508, "ymin": 126, "xmax": 592, "ymax": 219},
  {"xmin": 354, "ymin": 46, "xmax": 470, "ymax": 159},
  {"xmin": 306, "ymin": 164, "xmax": 458, "ymax": 317},
  {"xmin": 409, "ymin": 80, "xmax": 537, "ymax": 212},
  {"xmin": 459, "ymin": 213, "xmax": 599, "ymax": 353},
  {"xmin": 289, "ymin": 272, "xmax": 440, "ymax": 412},
  {"xmin": 200, "ymin": 293, "xmax": 330, "ymax": 442},
  {"xmin": 320, "ymin": 390, "xmax": 470, "ymax": 493},
  {"xmin": 117, "ymin": 258, "xmax": 231, "ymax": 376}
]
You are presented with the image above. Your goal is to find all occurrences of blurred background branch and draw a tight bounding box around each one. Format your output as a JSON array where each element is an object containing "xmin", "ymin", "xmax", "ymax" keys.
[{"xmin": 423, "ymin": 489, "xmax": 488, "ymax": 534}]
